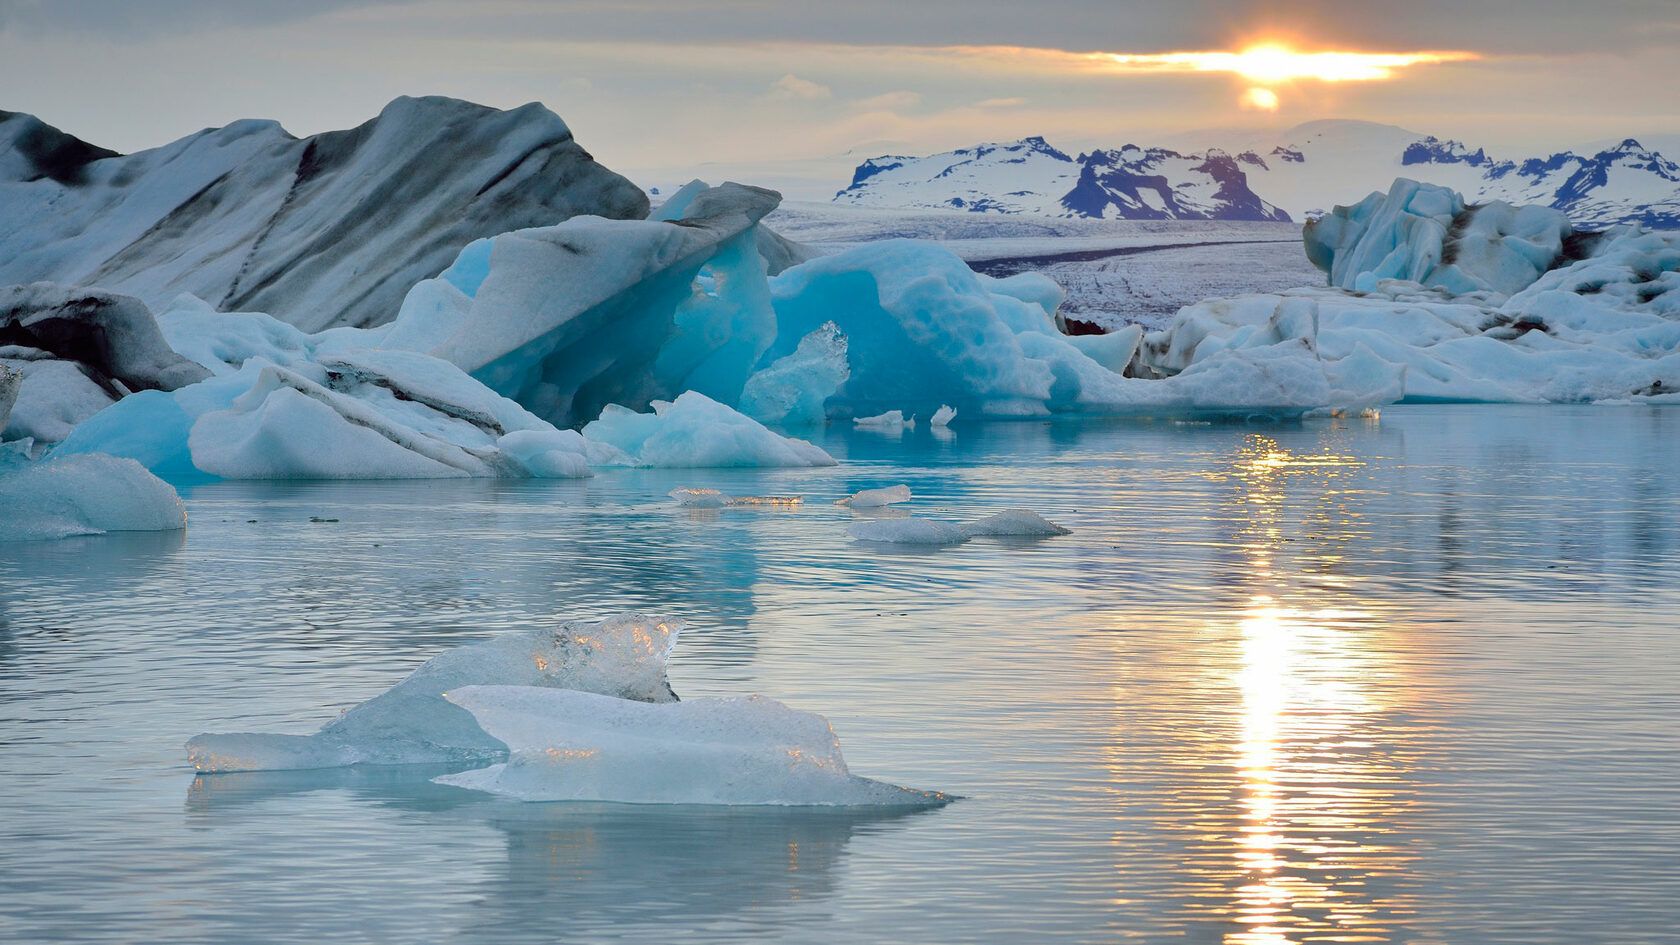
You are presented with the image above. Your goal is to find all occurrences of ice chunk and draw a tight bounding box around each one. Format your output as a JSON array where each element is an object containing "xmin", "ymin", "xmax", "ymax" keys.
[
  {"xmin": 0, "ymin": 363, "xmax": 18, "ymax": 431},
  {"xmin": 847, "ymin": 518, "xmax": 969, "ymax": 545},
  {"xmin": 1304, "ymin": 179, "xmax": 1570, "ymax": 295},
  {"xmin": 738, "ymin": 322, "xmax": 849, "ymax": 426},
  {"xmin": 186, "ymin": 614, "xmax": 682, "ymax": 772},
  {"xmin": 57, "ymin": 304, "xmax": 606, "ymax": 481},
  {"xmin": 382, "ymin": 183, "xmax": 783, "ymax": 428},
  {"xmin": 435, "ymin": 685, "xmax": 945, "ymax": 807},
  {"xmin": 0, "ymin": 452, "xmax": 186, "ymax": 541},
  {"xmin": 582, "ymin": 391, "xmax": 836, "ymax": 468},
  {"xmin": 838, "ymin": 484, "xmax": 912, "ymax": 508},
  {"xmin": 853, "ymin": 410, "xmax": 910, "ymax": 429},
  {"xmin": 928, "ymin": 404, "xmax": 956, "ymax": 427},
  {"xmin": 962, "ymin": 509, "xmax": 1071, "ymax": 537},
  {"xmin": 670, "ymin": 487, "xmax": 729, "ymax": 508}
]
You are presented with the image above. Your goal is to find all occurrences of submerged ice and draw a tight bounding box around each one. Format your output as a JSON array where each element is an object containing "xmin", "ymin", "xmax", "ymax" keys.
[
  {"xmin": 187, "ymin": 614, "xmax": 682, "ymax": 772},
  {"xmin": 436, "ymin": 686, "xmax": 945, "ymax": 807}
]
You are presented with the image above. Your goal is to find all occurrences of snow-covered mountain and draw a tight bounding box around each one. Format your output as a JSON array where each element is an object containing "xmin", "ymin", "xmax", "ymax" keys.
[
  {"xmin": 836, "ymin": 120, "xmax": 1680, "ymax": 228},
  {"xmin": 837, "ymin": 137, "xmax": 1287, "ymax": 221},
  {"xmin": 0, "ymin": 97, "xmax": 649, "ymax": 331}
]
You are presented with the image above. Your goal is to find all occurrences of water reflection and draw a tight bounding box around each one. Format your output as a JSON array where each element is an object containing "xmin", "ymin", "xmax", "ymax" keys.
[
  {"xmin": 1193, "ymin": 435, "xmax": 1420, "ymax": 944},
  {"xmin": 186, "ymin": 767, "xmax": 933, "ymax": 940}
]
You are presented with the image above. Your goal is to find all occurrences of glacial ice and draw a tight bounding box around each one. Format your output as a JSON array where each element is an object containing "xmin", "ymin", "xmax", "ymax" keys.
[
  {"xmin": 53, "ymin": 301, "xmax": 612, "ymax": 480},
  {"xmin": 1142, "ymin": 180, "xmax": 1680, "ymax": 405},
  {"xmin": 669, "ymin": 487, "xmax": 730, "ymax": 508},
  {"xmin": 848, "ymin": 518, "xmax": 970, "ymax": 545},
  {"xmin": 838, "ymin": 484, "xmax": 912, "ymax": 508},
  {"xmin": 961, "ymin": 509, "xmax": 1071, "ymax": 538},
  {"xmin": 929, "ymin": 404, "xmax": 957, "ymax": 427},
  {"xmin": 1, "ymin": 283, "xmax": 209, "ymax": 442},
  {"xmin": 187, "ymin": 614, "xmax": 683, "ymax": 772},
  {"xmin": 854, "ymin": 410, "xmax": 911, "ymax": 430},
  {"xmin": 0, "ymin": 450, "xmax": 186, "ymax": 541},
  {"xmin": 582, "ymin": 391, "xmax": 836, "ymax": 468},
  {"xmin": 435, "ymin": 686, "xmax": 944, "ymax": 807},
  {"xmin": 738, "ymin": 322, "xmax": 849, "ymax": 426},
  {"xmin": 379, "ymin": 182, "xmax": 785, "ymax": 428}
]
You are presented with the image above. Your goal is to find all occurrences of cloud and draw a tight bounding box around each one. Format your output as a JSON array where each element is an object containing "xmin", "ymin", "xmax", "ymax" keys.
[
  {"xmin": 766, "ymin": 73, "xmax": 832, "ymax": 101},
  {"xmin": 974, "ymin": 96, "xmax": 1027, "ymax": 108},
  {"xmin": 852, "ymin": 90, "xmax": 923, "ymax": 111}
]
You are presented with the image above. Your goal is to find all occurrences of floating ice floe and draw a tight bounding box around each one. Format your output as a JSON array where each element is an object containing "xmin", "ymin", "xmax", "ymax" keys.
[
  {"xmin": 0, "ymin": 447, "xmax": 187, "ymax": 541},
  {"xmin": 961, "ymin": 509, "xmax": 1071, "ymax": 538},
  {"xmin": 853, "ymin": 410, "xmax": 911, "ymax": 430},
  {"xmin": 669, "ymin": 487, "xmax": 804, "ymax": 508},
  {"xmin": 847, "ymin": 517, "xmax": 970, "ymax": 546},
  {"xmin": 929, "ymin": 405, "xmax": 957, "ymax": 427},
  {"xmin": 837, "ymin": 484, "xmax": 912, "ymax": 508},
  {"xmin": 583, "ymin": 391, "xmax": 835, "ymax": 468},
  {"xmin": 1137, "ymin": 179, "xmax": 1680, "ymax": 405},
  {"xmin": 187, "ymin": 614, "xmax": 683, "ymax": 772},
  {"xmin": 435, "ymin": 686, "xmax": 946, "ymax": 807}
]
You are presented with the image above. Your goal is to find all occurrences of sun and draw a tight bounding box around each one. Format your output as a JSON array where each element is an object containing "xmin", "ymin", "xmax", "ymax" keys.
[
  {"xmin": 1241, "ymin": 87, "xmax": 1281, "ymax": 112},
  {"xmin": 1100, "ymin": 42, "xmax": 1478, "ymax": 110}
]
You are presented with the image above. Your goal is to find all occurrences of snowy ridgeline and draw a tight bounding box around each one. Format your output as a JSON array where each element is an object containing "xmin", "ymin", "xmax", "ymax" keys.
[
  {"xmin": 188, "ymin": 612, "xmax": 947, "ymax": 807},
  {"xmin": 833, "ymin": 121, "xmax": 1680, "ymax": 228},
  {"xmin": 2, "ymin": 98, "xmax": 1679, "ymax": 540}
]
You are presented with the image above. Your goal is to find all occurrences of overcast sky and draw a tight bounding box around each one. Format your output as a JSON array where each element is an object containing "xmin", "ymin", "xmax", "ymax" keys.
[{"xmin": 3, "ymin": 0, "xmax": 1676, "ymax": 194}]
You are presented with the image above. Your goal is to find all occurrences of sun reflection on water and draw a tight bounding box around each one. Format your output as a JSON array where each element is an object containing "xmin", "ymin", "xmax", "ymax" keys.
[{"xmin": 1190, "ymin": 435, "xmax": 1417, "ymax": 943}]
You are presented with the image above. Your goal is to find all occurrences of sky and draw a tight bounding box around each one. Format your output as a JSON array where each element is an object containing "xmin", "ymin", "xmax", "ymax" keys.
[{"xmin": 2, "ymin": 0, "xmax": 1677, "ymax": 197}]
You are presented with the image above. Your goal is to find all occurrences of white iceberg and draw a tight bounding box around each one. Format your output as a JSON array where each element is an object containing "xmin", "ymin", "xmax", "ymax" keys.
[
  {"xmin": 0, "ymin": 450, "xmax": 187, "ymax": 541},
  {"xmin": 54, "ymin": 301, "xmax": 617, "ymax": 480},
  {"xmin": 847, "ymin": 517, "xmax": 969, "ymax": 545},
  {"xmin": 837, "ymin": 484, "xmax": 912, "ymax": 508},
  {"xmin": 961, "ymin": 509, "xmax": 1071, "ymax": 537},
  {"xmin": 928, "ymin": 404, "xmax": 957, "ymax": 427},
  {"xmin": 1142, "ymin": 180, "xmax": 1680, "ymax": 405},
  {"xmin": 186, "ymin": 614, "xmax": 682, "ymax": 772},
  {"xmin": 435, "ymin": 685, "xmax": 945, "ymax": 807},
  {"xmin": 582, "ymin": 391, "xmax": 835, "ymax": 468}
]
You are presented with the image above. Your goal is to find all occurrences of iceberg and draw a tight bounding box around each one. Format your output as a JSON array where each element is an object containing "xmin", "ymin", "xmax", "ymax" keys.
[
  {"xmin": 1141, "ymin": 179, "xmax": 1680, "ymax": 405},
  {"xmin": 435, "ymin": 685, "xmax": 945, "ymax": 807},
  {"xmin": 581, "ymin": 391, "xmax": 835, "ymax": 468},
  {"xmin": 187, "ymin": 614, "xmax": 683, "ymax": 772},
  {"xmin": 929, "ymin": 404, "xmax": 957, "ymax": 427},
  {"xmin": 379, "ymin": 182, "xmax": 785, "ymax": 428},
  {"xmin": 54, "ymin": 301, "xmax": 618, "ymax": 480},
  {"xmin": 962, "ymin": 509, "xmax": 1071, "ymax": 537},
  {"xmin": 838, "ymin": 484, "xmax": 912, "ymax": 508},
  {"xmin": 0, "ymin": 450, "xmax": 186, "ymax": 541},
  {"xmin": 848, "ymin": 518, "xmax": 970, "ymax": 545},
  {"xmin": 1, "ymin": 283, "xmax": 209, "ymax": 442}
]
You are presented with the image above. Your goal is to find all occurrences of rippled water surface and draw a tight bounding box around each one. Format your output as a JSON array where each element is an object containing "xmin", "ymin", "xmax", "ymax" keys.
[{"xmin": 3, "ymin": 405, "xmax": 1678, "ymax": 944}]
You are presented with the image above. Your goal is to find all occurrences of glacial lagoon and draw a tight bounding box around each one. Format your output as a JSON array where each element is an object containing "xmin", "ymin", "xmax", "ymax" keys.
[{"xmin": 3, "ymin": 405, "xmax": 1677, "ymax": 944}]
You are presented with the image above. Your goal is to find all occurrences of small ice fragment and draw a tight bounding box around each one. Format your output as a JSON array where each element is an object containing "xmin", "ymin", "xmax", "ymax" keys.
[
  {"xmin": 847, "ymin": 518, "xmax": 969, "ymax": 545},
  {"xmin": 435, "ymin": 686, "xmax": 947, "ymax": 807},
  {"xmin": 724, "ymin": 495, "xmax": 803, "ymax": 507},
  {"xmin": 961, "ymin": 509, "xmax": 1071, "ymax": 538},
  {"xmin": 853, "ymin": 410, "xmax": 907, "ymax": 429},
  {"xmin": 837, "ymin": 484, "xmax": 912, "ymax": 508},
  {"xmin": 929, "ymin": 405, "xmax": 956, "ymax": 427},
  {"xmin": 670, "ymin": 487, "xmax": 729, "ymax": 508},
  {"xmin": 0, "ymin": 452, "xmax": 186, "ymax": 541}
]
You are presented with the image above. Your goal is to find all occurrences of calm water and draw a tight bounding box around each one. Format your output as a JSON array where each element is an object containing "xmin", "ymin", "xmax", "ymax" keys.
[{"xmin": 2, "ymin": 405, "xmax": 1678, "ymax": 944}]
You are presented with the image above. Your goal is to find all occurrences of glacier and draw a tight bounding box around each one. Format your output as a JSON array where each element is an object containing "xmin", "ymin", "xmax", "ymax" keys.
[
  {"xmin": 435, "ymin": 686, "xmax": 946, "ymax": 806},
  {"xmin": 187, "ymin": 614, "xmax": 684, "ymax": 772}
]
